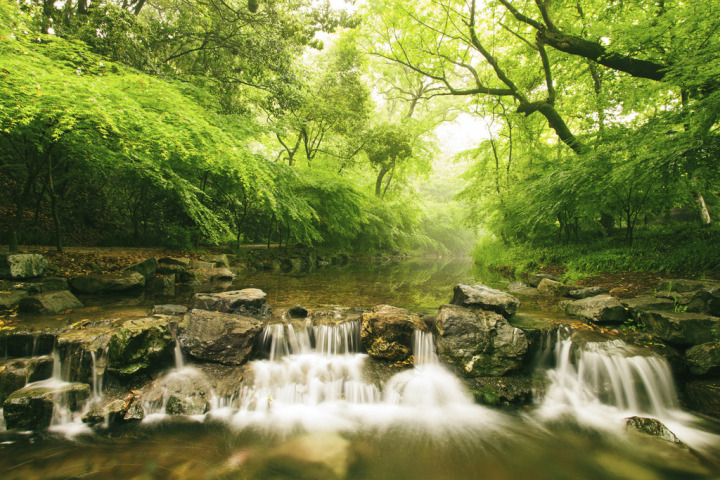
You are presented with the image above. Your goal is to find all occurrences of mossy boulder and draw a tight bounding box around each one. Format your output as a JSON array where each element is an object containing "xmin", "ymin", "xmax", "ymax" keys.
[
  {"xmin": 19, "ymin": 290, "xmax": 83, "ymax": 314},
  {"xmin": 636, "ymin": 310, "xmax": 720, "ymax": 346},
  {"xmin": 107, "ymin": 318, "xmax": 175, "ymax": 377},
  {"xmin": 3, "ymin": 382, "xmax": 90, "ymax": 429},
  {"xmin": 360, "ymin": 305, "xmax": 427, "ymax": 362},
  {"xmin": 71, "ymin": 271, "xmax": 145, "ymax": 294},
  {"xmin": 0, "ymin": 254, "xmax": 49, "ymax": 279},
  {"xmin": 435, "ymin": 304, "xmax": 528, "ymax": 377},
  {"xmin": 537, "ymin": 278, "xmax": 571, "ymax": 296}
]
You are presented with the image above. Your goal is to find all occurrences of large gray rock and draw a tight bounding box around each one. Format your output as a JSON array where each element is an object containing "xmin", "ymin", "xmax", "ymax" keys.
[
  {"xmin": 19, "ymin": 290, "xmax": 83, "ymax": 314},
  {"xmin": 0, "ymin": 356, "xmax": 53, "ymax": 403},
  {"xmin": 451, "ymin": 284, "xmax": 520, "ymax": 318},
  {"xmin": 195, "ymin": 267, "xmax": 236, "ymax": 282},
  {"xmin": 360, "ymin": 305, "xmax": 427, "ymax": 362},
  {"xmin": 537, "ymin": 278, "xmax": 571, "ymax": 297},
  {"xmin": 564, "ymin": 295, "xmax": 628, "ymax": 324},
  {"xmin": 685, "ymin": 380, "xmax": 720, "ymax": 419},
  {"xmin": 191, "ymin": 288, "xmax": 270, "ymax": 318},
  {"xmin": 621, "ymin": 296, "xmax": 674, "ymax": 320},
  {"xmin": 656, "ymin": 278, "xmax": 716, "ymax": 294},
  {"xmin": 178, "ymin": 309, "xmax": 264, "ymax": 365},
  {"xmin": 71, "ymin": 271, "xmax": 145, "ymax": 294},
  {"xmin": 191, "ymin": 259, "xmax": 216, "ymax": 271},
  {"xmin": 108, "ymin": 318, "xmax": 175, "ymax": 377},
  {"xmin": 56, "ymin": 326, "xmax": 114, "ymax": 383},
  {"xmin": 685, "ymin": 341, "xmax": 720, "ymax": 376},
  {"xmin": 0, "ymin": 254, "xmax": 49, "ymax": 279},
  {"xmin": 143, "ymin": 368, "xmax": 212, "ymax": 415},
  {"xmin": 435, "ymin": 304, "xmax": 528, "ymax": 377},
  {"xmin": 3, "ymin": 382, "xmax": 90, "ymax": 429},
  {"xmin": 568, "ymin": 286, "xmax": 607, "ymax": 299},
  {"xmin": 636, "ymin": 310, "xmax": 720, "ymax": 346},
  {"xmin": 200, "ymin": 254, "xmax": 230, "ymax": 268},
  {"xmin": 124, "ymin": 258, "xmax": 158, "ymax": 281},
  {"xmin": 527, "ymin": 273, "xmax": 558, "ymax": 288}
]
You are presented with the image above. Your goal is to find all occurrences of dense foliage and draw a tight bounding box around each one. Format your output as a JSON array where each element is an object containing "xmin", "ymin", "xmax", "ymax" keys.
[{"xmin": 1, "ymin": 0, "xmax": 718, "ymax": 271}]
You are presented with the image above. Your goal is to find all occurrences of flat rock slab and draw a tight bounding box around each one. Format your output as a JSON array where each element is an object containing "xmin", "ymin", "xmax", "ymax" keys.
[
  {"xmin": 178, "ymin": 309, "xmax": 264, "ymax": 365},
  {"xmin": 656, "ymin": 278, "xmax": 719, "ymax": 294},
  {"xmin": 361, "ymin": 305, "xmax": 426, "ymax": 362},
  {"xmin": 568, "ymin": 286, "xmax": 607, "ymax": 299},
  {"xmin": 637, "ymin": 310, "xmax": 720, "ymax": 346},
  {"xmin": 71, "ymin": 271, "xmax": 145, "ymax": 294},
  {"xmin": 0, "ymin": 254, "xmax": 49, "ymax": 279},
  {"xmin": 56, "ymin": 326, "xmax": 115, "ymax": 383},
  {"xmin": 152, "ymin": 304, "xmax": 188, "ymax": 316},
  {"xmin": 435, "ymin": 304, "xmax": 528, "ymax": 377},
  {"xmin": 451, "ymin": 284, "xmax": 520, "ymax": 318},
  {"xmin": 19, "ymin": 290, "xmax": 83, "ymax": 314},
  {"xmin": 3, "ymin": 382, "xmax": 90, "ymax": 430},
  {"xmin": 192, "ymin": 288, "xmax": 270, "ymax": 318},
  {"xmin": 565, "ymin": 295, "xmax": 628, "ymax": 324},
  {"xmin": 621, "ymin": 297, "xmax": 674, "ymax": 320}
]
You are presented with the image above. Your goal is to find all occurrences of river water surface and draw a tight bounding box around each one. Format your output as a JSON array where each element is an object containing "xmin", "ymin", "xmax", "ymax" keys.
[{"xmin": 1, "ymin": 257, "xmax": 719, "ymax": 480}]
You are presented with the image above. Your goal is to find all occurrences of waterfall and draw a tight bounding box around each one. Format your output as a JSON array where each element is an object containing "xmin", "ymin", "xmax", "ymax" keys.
[
  {"xmin": 538, "ymin": 332, "xmax": 681, "ymax": 425},
  {"xmin": 412, "ymin": 330, "xmax": 438, "ymax": 366}
]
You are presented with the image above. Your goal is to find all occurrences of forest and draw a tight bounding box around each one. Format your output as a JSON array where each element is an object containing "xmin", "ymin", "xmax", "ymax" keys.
[{"xmin": 2, "ymin": 0, "xmax": 719, "ymax": 276}]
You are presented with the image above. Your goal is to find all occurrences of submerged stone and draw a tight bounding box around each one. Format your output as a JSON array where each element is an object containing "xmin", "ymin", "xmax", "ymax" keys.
[
  {"xmin": 435, "ymin": 304, "xmax": 528, "ymax": 377},
  {"xmin": 625, "ymin": 416, "xmax": 683, "ymax": 445},
  {"xmin": 0, "ymin": 254, "xmax": 49, "ymax": 279},
  {"xmin": 451, "ymin": 284, "xmax": 520, "ymax": 318},
  {"xmin": 19, "ymin": 290, "xmax": 83, "ymax": 314},
  {"xmin": 361, "ymin": 305, "xmax": 426, "ymax": 362},
  {"xmin": 3, "ymin": 382, "xmax": 90, "ymax": 429},
  {"xmin": 178, "ymin": 309, "xmax": 264, "ymax": 365}
]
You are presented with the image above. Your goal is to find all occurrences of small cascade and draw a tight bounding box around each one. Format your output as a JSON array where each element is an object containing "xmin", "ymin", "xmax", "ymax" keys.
[
  {"xmin": 539, "ymin": 333, "xmax": 681, "ymax": 424},
  {"xmin": 412, "ymin": 330, "xmax": 438, "ymax": 366},
  {"xmin": 89, "ymin": 347, "xmax": 109, "ymax": 401},
  {"xmin": 174, "ymin": 339, "xmax": 185, "ymax": 369}
]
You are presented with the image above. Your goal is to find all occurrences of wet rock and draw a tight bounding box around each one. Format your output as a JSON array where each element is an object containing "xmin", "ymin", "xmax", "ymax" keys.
[
  {"xmin": 685, "ymin": 380, "xmax": 720, "ymax": 418},
  {"xmin": 108, "ymin": 318, "xmax": 175, "ymax": 377},
  {"xmin": 191, "ymin": 288, "xmax": 271, "ymax": 318},
  {"xmin": 620, "ymin": 296, "xmax": 674, "ymax": 320},
  {"xmin": 527, "ymin": 273, "xmax": 558, "ymax": 288},
  {"xmin": 71, "ymin": 271, "xmax": 145, "ymax": 294},
  {"xmin": 360, "ymin": 305, "xmax": 426, "ymax": 362},
  {"xmin": 564, "ymin": 295, "xmax": 628, "ymax": 324},
  {"xmin": 451, "ymin": 284, "xmax": 520, "ymax": 318},
  {"xmin": 625, "ymin": 417, "xmax": 683, "ymax": 445},
  {"xmin": 508, "ymin": 314, "xmax": 562, "ymax": 368},
  {"xmin": 568, "ymin": 286, "xmax": 607, "ymax": 299},
  {"xmin": 537, "ymin": 278, "xmax": 571, "ymax": 297},
  {"xmin": 178, "ymin": 309, "xmax": 264, "ymax": 365},
  {"xmin": 27, "ymin": 276, "xmax": 71, "ymax": 293},
  {"xmin": 159, "ymin": 257, "xmax": 191, "ymax": 267},
  {"xmin": 124, "ymin": 258, "xmax": 158, "ymax": 282},
  {"xmin": 0, "ymin": 289, "xmax": 28, "ymax": 310},
  {"xmin": 200, "ymin": 254, "xmax": 230, "ymax": 268},
  {"xmin": 19, "ymin": 290, "xmax": 83, "ymax": 314},
  {"xmin": 685, "ymin": 341, "xmax": 720, "ymax": 376},
  {"xmin": 3, "ymin": 382, "xmax": 90, "ymax": 429},
  {"xmin": 82, "ymin": 398, "xmax": 130, "ymax": 425},
  {"xmin": 288, "ymin": 305, "xmax": 309, "ymax": 318},
  {"xmin": 152, "ymin": 304, "xmax": 188, "ymax": 316},
  {"xmin": 56, "ymin": 326, "xmax": 114, "ymax": 383},
  {"xmin": 0, "ymin": 254, "xmax": 49, "ymax": 279},
  {"xmin": 435, "ymin": 304, "xmax": 528, "ymax": 377},
  {"xmin": 195, "ymin": 267, "xmax": 236, "ymax": 282},
  {"xmin": 0, "ymin": 356, "xmax": 54, "ymax": 403},
  {"xmin": 464, "ymin": 376, "xmax": 539, "ymax": 406},
  {"xmin": 655, "ymin": 290, "xmax": 708, "ymax": 313},
  {"xmin": 151, "ymin": 274, "xmax": 176, "ymax": 295},
  {"xmin": 636, "ymin": 310, "xmax": 720, "ymax": 346},
  {"xmin": 144, "ymin": 368, "xmax": 211, "ymax": 415},
  {"xmin": 0, "ymin": 330, "xmax": 57, "ymax": 358},
  {"xmin": 157, "ymin": 263, "xmax": 192, "ymax": 282}
]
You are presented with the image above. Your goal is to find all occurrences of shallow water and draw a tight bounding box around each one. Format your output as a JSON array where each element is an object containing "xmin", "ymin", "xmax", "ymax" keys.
[{"xmin": 2, "ymin": 257, "xmax": 720, "ymax": 479}]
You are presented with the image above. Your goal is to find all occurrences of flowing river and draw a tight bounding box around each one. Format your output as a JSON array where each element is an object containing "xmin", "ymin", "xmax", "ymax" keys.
[{"xmin": 1, "ymin": 257, "xmax": 719, "ymax": 479}]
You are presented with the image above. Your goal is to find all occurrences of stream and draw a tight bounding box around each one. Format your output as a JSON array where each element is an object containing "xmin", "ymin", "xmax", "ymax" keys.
[{"xmin": 1, "ymin": 257, "xmax": 719, "ymax": 479}]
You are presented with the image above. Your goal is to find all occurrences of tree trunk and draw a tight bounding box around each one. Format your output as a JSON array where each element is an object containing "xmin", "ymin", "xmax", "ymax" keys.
[
  {"xmin": 695, "ymin": 191, "xmax": 712, "ymax": 225},
  {"xmin": 375, "ymin": 166, "xmax": 390, "ymax": 197}
]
